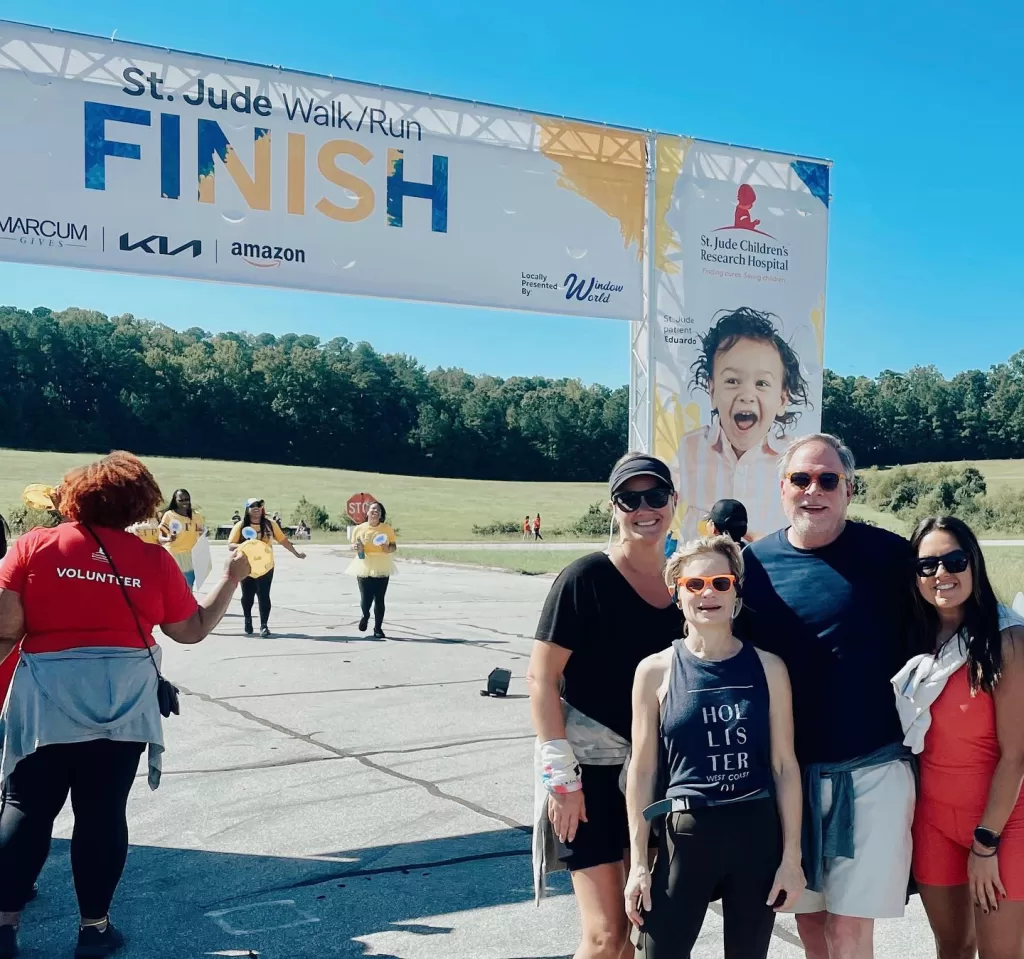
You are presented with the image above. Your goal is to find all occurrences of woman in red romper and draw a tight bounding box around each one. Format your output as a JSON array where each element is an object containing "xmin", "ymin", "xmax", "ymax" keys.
[{"xmin": 904, "ymin": 516, "xmax": 1024, "ymax": 959}]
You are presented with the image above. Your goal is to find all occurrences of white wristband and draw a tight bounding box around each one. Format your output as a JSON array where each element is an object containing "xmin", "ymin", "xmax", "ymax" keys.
[{"xmin": 540, "ymin": 738, "xmax": 582, "ymax": 794}]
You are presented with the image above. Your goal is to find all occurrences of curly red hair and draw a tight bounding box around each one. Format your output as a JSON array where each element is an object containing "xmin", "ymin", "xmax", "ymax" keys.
[{"xmin": 57, "ymin": 451, "xmax": 164, "ymax": 529}]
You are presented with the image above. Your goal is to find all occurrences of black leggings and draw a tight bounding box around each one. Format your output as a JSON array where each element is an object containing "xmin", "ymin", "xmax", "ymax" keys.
[
  {"xmin": 357, "ymin": 576, "xmax": 389, "ymax": 629},
  {"xmin": 240, "ymin": 568, "xmax": 275, "ymax": 628},
  {"xmin": 0, "ymin": 739, "xmax": 145, "ymax": 918},
  {"xmin": 640, "ymin": 798, "xmax": 781, "ymax": 959}
]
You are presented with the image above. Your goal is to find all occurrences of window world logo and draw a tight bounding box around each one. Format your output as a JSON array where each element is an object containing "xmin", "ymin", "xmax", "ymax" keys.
[
  {"xmin": 563, "ymin": 273, "xmax": 624, "ymax": 305},
  {"xmin": 119, "ymin": 233, "xmax": 202, "ymax": 257}
]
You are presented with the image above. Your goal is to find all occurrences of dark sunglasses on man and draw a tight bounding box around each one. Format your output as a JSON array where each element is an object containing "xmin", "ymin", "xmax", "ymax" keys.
[
  {"xmin": 785, "ymin": 470, "xmax": 846, "ymax": 492},
  {"xmin": 613, "ymin": 487, "xmax": 673, "ymax": 513},
  {"xmin": 915, "ymin": 549, "xmax": 970, "ymax": 578}
]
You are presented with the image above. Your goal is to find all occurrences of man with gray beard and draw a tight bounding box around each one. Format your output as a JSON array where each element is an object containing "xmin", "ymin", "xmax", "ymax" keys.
[{"xmin": 739, "ymin": 433, "xmax": 915, "ymax": 959}]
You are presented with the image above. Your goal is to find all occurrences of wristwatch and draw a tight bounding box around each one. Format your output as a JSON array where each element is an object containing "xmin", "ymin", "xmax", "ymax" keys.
[{"xmin": 974, "ymin": 826, "xmax": 1001, "ymax": 850}]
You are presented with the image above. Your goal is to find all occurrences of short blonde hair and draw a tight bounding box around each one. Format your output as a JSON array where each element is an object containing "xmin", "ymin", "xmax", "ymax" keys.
[{"xmin": 664, "ymin": 535, "xmax": 744, "ymax": 591}]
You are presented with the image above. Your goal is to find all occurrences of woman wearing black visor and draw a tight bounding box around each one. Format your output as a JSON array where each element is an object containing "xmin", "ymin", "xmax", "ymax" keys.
[{"xmin": 528, "ymin": 452, "xmax": 684, "ymax": 959}]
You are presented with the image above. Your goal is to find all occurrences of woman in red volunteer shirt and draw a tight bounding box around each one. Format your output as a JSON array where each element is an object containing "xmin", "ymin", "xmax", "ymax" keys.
[{"xmin": 0, "ymin": 452, "xmax": 249, "ymax": 959}]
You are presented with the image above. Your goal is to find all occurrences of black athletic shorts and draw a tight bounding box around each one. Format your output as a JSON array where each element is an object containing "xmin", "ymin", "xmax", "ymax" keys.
[{"xmin": 558, "ymin": 763, "xmax": 634, "ymax": 872}]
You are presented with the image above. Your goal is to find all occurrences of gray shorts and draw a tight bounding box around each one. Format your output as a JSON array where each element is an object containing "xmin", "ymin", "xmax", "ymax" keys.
[{"xmin": 788, "ymin": 759, "xmax": 915, "ymax": 919}]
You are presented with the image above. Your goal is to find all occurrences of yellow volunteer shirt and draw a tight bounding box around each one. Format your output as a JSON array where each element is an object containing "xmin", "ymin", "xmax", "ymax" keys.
[
  {"xmin": 353, "ymin": 522, "xmax": 396, "ymax": 553},
  {"xmin": 159, "ymin": 510, "xmax": 205, "ymax": 554},
  {"xmin": 229, "ymin": 519, "xmax": 289, "ymax": 569}
]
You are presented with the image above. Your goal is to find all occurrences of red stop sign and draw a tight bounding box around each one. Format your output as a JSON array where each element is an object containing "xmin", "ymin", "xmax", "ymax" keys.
[{"xmin": 346, "ymin": 493, "xmax": 377, "ymax": 524}]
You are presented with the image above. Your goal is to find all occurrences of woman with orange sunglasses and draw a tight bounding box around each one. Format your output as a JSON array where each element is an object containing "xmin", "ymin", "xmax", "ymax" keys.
[{"xmin": 624, "ymin": 535, "xmax": 804, "ymax": 959}]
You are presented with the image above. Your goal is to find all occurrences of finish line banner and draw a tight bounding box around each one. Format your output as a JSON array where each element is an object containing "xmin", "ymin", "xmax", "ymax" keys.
[
  {"xmin": 652, "ymin": 137, "xmax": 831, "ymax": 540},
  {"xmin": 0, "ymin": 21, "xmax": 645, "ymax": 318}
]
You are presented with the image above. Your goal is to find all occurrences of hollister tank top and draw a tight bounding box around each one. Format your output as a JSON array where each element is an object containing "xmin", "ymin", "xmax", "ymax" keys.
[{"xmin": 660, "ymin": 639, "xmax": 773, "ymax": 803}]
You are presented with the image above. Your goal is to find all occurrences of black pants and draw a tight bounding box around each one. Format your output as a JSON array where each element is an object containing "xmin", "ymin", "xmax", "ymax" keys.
[
  {"xmin": 0, "ymin": 740, "xmax": 145, "ymax": 918},
  {"xmin": 240, "ymin": 568, "xmax": 274, "ymax": 628},
  {"xmin": 357, "ymin": 576, "xmax": 389, "ymax": 630},
  {"xmin": 639, "ymin": 798, "xmax": 781, "ymax": 959}
]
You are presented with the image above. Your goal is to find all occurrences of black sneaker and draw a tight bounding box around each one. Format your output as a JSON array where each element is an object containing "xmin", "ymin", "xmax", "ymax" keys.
[
  {"xmin": 260, "ymin": 626, "xmax": 271, "ymax": 638},
  {"xmin": 243, "ymin": 618, "xmax": 253, "ymax": 636},
  {"xmin": 357, "ymin": 615, "xmax": 369, "ymax": 632},
  {"xmin": 0, "ymin": 925, "xmax": 18, "ymax": 959},
  {"xmin": 373, "ymin": 628, "xmax": 386, "ymax": 639},
  {"xmin": 74, "ymin": 922, "xmax": 124, "ymax": 958}
]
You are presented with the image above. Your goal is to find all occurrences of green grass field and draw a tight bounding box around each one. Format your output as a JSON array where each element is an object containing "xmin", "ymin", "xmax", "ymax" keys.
[
  {"xmin": 0, "ymin": 448, "xmax": 606, "ymax": 542},
  {"xmin": 3, "ymin": 447, "xmax": 1023, "ymax": 595},
  {"xmin": 862, "ymin": 459, "xmax": 1024, "ymax": 494}
]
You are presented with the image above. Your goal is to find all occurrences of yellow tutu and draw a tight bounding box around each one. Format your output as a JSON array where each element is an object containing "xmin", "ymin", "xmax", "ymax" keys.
[{"xmin": 345, "ymin": 553, "xmax": 397, "ymax": 578}]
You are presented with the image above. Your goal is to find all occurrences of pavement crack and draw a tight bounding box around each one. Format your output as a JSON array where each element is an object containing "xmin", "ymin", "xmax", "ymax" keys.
[
  {"xmin": 456, "ymin": 623, "xmax": 532, "ymax": 640},
  {"xmin": 353, "ymin": 733, "xmax": 534, "ymax": 758},
  {"xmin": 178, "ymin": 685, "xmax": 529, "ymax": 833},
  {"xmin": 153, "ymin": 755, "xmax": 342, "ymax": 777},
  {"xmin": 219, "ymin": 676, "xmax": 524, "ymax": 701}
]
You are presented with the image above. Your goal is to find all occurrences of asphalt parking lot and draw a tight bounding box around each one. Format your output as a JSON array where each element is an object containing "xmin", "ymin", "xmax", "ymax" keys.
[{"xmin": 20, "ymin": 547, "xmax": 937, "ymax": 959}]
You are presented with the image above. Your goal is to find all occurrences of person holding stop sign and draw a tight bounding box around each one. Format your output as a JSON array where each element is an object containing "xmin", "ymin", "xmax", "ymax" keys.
[{"xmin": 346, "ymin": 502, "xmax": 397, "ymax": 638}]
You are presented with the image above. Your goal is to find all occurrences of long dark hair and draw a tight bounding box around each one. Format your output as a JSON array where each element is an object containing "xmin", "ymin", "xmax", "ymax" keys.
[
  {"xmin": 243, "ymin": 501, "xmax": 272, "ymax": 539},
  {"xmin": 368, "ymin": 501, "xmax": 387, "ymax": 523},
  {"xmin": 165, "ymin": 488, "xmax": 193, "ymax": 518},
  {"xmin": 910, "ymin": 516, "xmax": 1003, "ymax": 694}
]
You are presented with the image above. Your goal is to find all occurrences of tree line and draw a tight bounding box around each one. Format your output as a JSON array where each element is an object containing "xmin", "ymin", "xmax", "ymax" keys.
[
  {"xmin": 2, "ymin": 305, "xmax": 1022, "ymax": 478},
  {"xmin": 0, "ymin": 306, "xmax": 626, "ymax": 481}
]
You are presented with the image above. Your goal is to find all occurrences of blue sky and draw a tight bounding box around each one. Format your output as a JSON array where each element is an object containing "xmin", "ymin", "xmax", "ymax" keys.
[{"xmin": 2, "ymin": 1, "xmax": 1021, "ymax": 386}]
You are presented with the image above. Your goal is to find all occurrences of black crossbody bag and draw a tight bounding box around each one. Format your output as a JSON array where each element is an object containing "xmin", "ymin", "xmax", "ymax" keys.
[{"xmin": 83, "ymin": 525, "xmax": 180, "ymax": 718}]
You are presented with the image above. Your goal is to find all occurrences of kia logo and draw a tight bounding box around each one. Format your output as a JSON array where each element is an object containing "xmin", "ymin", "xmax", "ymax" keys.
[{"xmin": 119, "ymin": 233, "xmax": 202, "ymax": 257}]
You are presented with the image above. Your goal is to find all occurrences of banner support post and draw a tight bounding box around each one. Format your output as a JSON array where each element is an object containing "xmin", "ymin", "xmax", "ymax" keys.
[{"xmin": 628, "ymin": 132, "xmax": 658, "ymax": 454}]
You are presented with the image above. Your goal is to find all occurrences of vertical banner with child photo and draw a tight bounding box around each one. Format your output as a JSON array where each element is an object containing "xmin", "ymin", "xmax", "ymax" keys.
[{"xmin": 651, "ymin": 137, "xmax": 831, "ymax": 542}]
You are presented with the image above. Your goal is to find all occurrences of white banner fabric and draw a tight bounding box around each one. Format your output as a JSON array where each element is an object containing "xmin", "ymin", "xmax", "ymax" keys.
[
  {"xmin": 0, "ymin": 21, "xmax": 645, "ymax": 319},
  {"xmin": 652, "ymin": 137, "xmax": 830, "ymax": 541}
]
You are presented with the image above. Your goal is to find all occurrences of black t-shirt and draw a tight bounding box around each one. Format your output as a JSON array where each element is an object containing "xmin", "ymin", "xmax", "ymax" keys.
[
  {"xmin": 739, "ymin": 522, "xmax": 913, "ymax": 765},
  {"xmin": 536, "ymin": 552, "xmax": 683, "ymax": 741}
]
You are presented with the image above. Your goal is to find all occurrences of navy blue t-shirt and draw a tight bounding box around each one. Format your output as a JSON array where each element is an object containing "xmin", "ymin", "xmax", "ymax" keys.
[{"xmin": 739, "ymin": 522, "xmax": 913, "ymax": 765}]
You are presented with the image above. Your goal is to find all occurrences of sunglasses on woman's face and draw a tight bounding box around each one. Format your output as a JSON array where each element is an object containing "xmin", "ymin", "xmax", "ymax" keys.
[
  {"xmin": 613, "ymin": 487, "xmax": 672, "ymax": 512},
  {"xmin": 677, "ymin": 574, "xmax": 736, "ymax": 594},
  {"xmin": 915, "ymin": 549, "xmax": 970, "ymax": 578},
  {"xmin": 786, "ymin": 471, "xmax": 846, "ymax": 492}
]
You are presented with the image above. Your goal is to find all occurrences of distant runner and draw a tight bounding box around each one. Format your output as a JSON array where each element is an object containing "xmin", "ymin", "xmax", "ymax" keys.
[{"xmin": 346, "ymin": 502, "xmax": 397, "ymax": 639}]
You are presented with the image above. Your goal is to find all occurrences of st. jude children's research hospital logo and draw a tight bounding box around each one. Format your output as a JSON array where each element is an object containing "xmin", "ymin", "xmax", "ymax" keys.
[{"xmin": 700, "ymin": 185, "xmax": 790, "ymax": 274}]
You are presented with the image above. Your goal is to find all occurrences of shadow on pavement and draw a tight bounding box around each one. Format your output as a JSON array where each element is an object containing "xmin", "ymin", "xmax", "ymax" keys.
[{"xmin": 20, "ymin": 828, "xmax": 571, "ymax": 959}]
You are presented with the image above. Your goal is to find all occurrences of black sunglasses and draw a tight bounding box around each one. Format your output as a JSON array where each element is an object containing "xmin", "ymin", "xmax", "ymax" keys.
[
  {"xmin": 786, "ymin": 471, "xmax": 846, "ymax": 492},
  {"xmin": 613, "ymin": 487, "xmax": 673, "ymax": 512},
  {"xmin": 915, "ymin": 549, "xmax": 970, "ymax": 578}
]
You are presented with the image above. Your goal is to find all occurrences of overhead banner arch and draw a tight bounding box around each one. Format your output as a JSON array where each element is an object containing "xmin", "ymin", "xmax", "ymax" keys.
[
  {"xmin": 0, "ymin": 20, "xmax": 646, "ymax": 319},
  {"xmin": 0, "ymin": 21, "xmax": 832, "ymax": 480}
]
